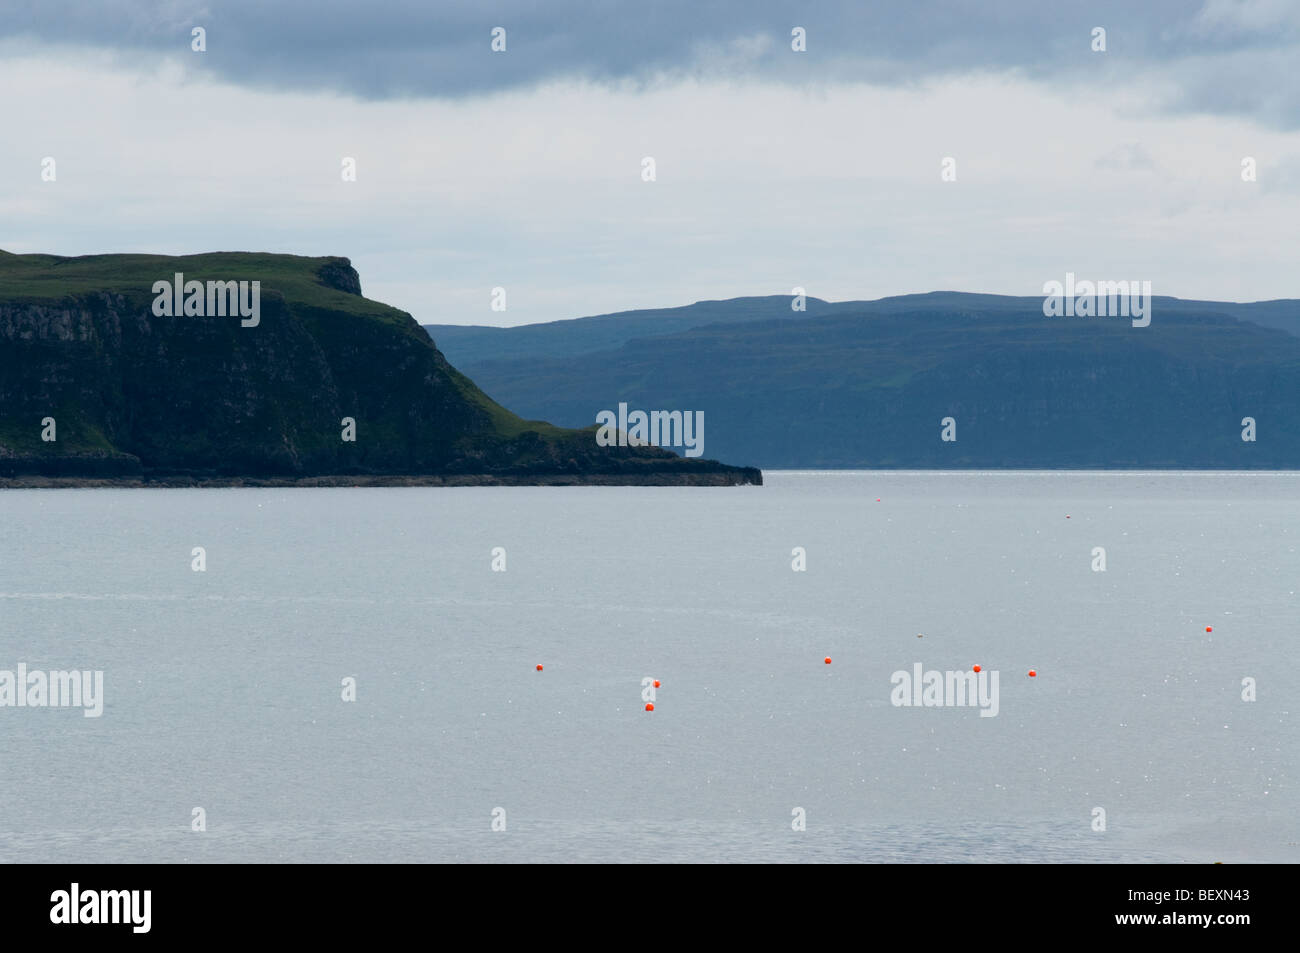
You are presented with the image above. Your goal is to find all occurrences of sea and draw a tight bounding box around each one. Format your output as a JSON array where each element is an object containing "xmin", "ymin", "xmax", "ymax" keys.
[{"xmin": 0, "ymin": 471, "xmax": 1295, "ymax": 863}]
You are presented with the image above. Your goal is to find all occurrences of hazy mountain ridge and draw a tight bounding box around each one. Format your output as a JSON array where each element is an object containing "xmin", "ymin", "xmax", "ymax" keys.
[{"xmin": 424, "ymin": 292, "xmax": 1300, "ymax": 468}]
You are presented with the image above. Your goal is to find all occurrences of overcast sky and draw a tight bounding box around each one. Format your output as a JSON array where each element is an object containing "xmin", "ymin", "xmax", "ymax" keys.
[{"xmin": 2, "ymin": 0, "xmax": 1297, "ymax": 325}]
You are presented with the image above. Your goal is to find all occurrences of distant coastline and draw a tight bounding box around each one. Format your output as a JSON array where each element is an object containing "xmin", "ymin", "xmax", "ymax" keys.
[{"xmin": 424, "ymin": 291, "xmax": 1300, "ymax": 470}]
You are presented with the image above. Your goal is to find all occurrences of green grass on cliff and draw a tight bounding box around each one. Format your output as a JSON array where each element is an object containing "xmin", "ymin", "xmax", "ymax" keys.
[
  {"xmin": 0, "ymin": 249, "xmax": 558, "ymax": 444},
  {"xmin": 0, "ymin": 250, "xmax": 403, "ymax": 323}
]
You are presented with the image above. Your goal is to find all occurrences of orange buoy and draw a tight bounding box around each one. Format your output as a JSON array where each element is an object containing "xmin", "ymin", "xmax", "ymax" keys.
[
  {"xmin": 536, "ymin": 664, "xmax": 543, "ymax": 671},
  {"xmin": 1028, "ymin": 670, "xmax": 1037, "ymax": 677},
  {"xmin": 824, "ymin": 657, "xmax": 832, "ymax": 664},
  {"xmin": 876, "ymin": 498, "xmax": 881, "ymax": 502},
  {"xmin": 1205, "ymin": 626, "xmax": 1213, "ymax": 632},
  {"xmin": 972, "ymin": 664, "xmax": 981, "ymax": 673},
  {"xmin": 653, "ymin": 679, "xmax": 660, "ymax": 688},
  {"xmin": 645, "ymin": 702, "xmax": 654, "ymax": 712}
]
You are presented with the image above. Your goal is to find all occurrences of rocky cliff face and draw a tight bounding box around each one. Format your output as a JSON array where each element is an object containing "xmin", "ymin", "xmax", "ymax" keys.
[
  {"xmin": 315, "ymin": 258, "xmax": 363, "ymax": 296},
  {"xmin": 0, "ymin": 252, "xmax": 760, "ymax": 484}
]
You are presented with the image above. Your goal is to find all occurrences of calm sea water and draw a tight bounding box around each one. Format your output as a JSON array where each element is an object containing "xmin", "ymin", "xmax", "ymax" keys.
[{"xmin": 0, "ymin": 471, "xmax": 1296, "ymax": 863}]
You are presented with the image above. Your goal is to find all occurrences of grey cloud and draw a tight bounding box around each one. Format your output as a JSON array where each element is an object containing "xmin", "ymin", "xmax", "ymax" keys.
[
  {"xmin": 3, "ymin": 0, "xmax": 1299, "ymax": 127},
  {"xmin": 1095, "ymin": 143, "xmax": 1157, "ymax": 172}
]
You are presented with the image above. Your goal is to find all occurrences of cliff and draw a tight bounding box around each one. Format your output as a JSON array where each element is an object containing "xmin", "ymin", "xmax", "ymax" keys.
[{"xmin": 0, "ymin": 251, "xmax": 761, "ymax": 485}]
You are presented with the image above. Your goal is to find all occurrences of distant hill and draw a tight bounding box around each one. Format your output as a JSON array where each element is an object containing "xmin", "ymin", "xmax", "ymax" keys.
[
  {"xmin": 425, "ymin": 292, "xmax": 1300, "ymax": 365},
  {"xmin": 0, "ymin": 251, "xmax": 760, "ymax": 485},
  {"xmin": 425, "ymin": 296, "xmax": 841, "ymax": 365},
  {"xmin": 424, "ymin": 292, "xmax": 1300, "ymax": 468}
]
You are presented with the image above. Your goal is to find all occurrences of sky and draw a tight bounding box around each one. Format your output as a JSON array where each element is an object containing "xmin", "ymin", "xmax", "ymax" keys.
[{"xmin": 2, "ymin": 0, "xmax": 1297, "ymax": 326}]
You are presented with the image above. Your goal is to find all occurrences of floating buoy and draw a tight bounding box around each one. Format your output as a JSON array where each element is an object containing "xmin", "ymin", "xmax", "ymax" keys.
[
  {"xmin": 653, "ymin": 679, "xmax": 660, "ymax": 688},
  {"xmin": 1206, "ymin": 626, "xmax": 1213, "ymax": 632},
  {"xmin": 536, "ymin": 664, "xmax": 543, "ymax": 671},
  {"xmin": 645, "ymin": 702, "xmax": 654, "ymax": 712},
  {"xmin": 824, "ymin": 657, "xmax": 832, "ymax": 665},
  {"xmin": 972, "ymin": 664, "xmax": 981, "ymax": 673},
  {"xmin": 1028, "ymin": 670, "xmax": 1037, "ymax": 677},
  {"xmin": 876, "ymin": 498, "xmax": 881, "ymax": 502},
  {"xmin": 1066, "ymin": 515, "xmax": 1071, "ymax": 519}
]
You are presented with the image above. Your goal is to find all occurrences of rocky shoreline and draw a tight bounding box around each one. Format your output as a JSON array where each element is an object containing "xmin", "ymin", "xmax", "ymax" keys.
[{"xmin": 0, "ymin": 469, "xmax": 763, "ymax": 488}]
